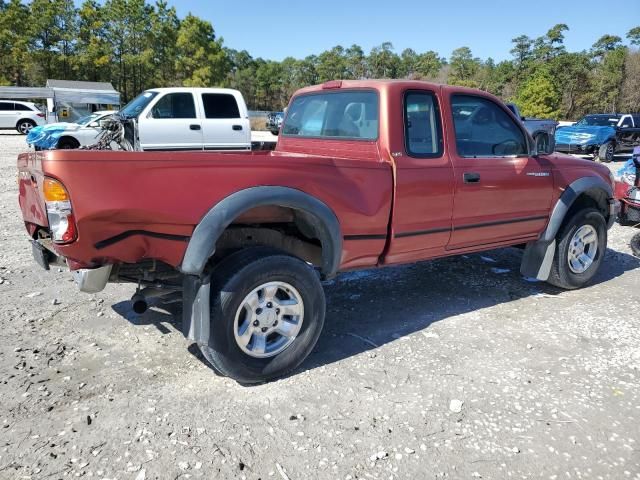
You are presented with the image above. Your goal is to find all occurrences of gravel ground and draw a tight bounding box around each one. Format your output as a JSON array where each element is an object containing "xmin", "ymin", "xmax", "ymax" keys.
[{"xmin": 1, "ymin": 131, "xmax": 639, "ymax": 480}]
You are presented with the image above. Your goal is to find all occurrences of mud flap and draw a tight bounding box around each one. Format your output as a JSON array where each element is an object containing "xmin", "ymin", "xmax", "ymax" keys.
[
  {"xmin": 520, "ymin": 239, "xmax": 556, "ymax": 281},
  {"xmin": 182, "ymin": 273, "xmax": 210, "ymax": 344}
]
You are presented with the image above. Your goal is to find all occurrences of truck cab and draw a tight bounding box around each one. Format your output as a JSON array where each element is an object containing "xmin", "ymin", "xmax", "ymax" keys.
[{"xmin": 119, "ymin": 87, "xmax": 251, "ymax": 151}]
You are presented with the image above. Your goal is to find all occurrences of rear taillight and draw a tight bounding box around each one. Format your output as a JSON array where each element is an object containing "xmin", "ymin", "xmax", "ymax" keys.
[
  {"xmin": 37, "ymin": 113, "xmax": 45, "ymax": 118},
  {"xmin": 43, "ymin": 178, "xmax": 77, "ymax": 243}
]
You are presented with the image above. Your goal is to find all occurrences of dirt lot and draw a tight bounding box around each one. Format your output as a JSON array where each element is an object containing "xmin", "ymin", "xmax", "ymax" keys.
[{"xmin": 1, "ymin": 131, "xmax": 639, "ymax": 480}]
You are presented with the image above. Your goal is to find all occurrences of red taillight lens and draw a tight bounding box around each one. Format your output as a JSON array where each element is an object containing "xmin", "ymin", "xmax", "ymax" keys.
[
  {"xmin": 37, "ymin": 113, "xmax": 45, "ymax": 118},
  {"xmin": 43, "ymin": 178, "xmax": 77, "ymax": 244}
]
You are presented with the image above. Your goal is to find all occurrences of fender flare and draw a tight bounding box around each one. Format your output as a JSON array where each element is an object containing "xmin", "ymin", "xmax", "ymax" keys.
[
  {"xmin": 180, "ymin": 186, "xmax": 342, "ymax": 279},
  {"xmin": 520, "ymin": 176, "xmax": 613, "ymax": 280}
]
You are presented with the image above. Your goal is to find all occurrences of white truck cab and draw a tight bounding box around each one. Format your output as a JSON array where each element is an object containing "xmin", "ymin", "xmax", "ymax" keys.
[{"xmin": 119, "ymin": 88, "xmax": 251, "ymax": 151}]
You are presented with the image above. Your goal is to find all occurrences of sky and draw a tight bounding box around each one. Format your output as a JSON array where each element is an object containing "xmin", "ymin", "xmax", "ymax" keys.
[{"xmin": 163, "ymin": 0, "xmax": 640, "ymax": 61}]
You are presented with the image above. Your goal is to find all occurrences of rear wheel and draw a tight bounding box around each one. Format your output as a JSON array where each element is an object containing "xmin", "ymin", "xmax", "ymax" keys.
[
  {"xmin": 16, "ymin": 119, "xmax": 36, "ymax": 135},
  {"xmin": 598, "ymin": 141, "xmax": 615, "ymax": 163},
  {"xmin": 199, "ymin": 247, "xmax": 325, "ymax": 384},
  {"xmin": 547, "ymin": 208, "xmax": 607, "ymax": 289}
]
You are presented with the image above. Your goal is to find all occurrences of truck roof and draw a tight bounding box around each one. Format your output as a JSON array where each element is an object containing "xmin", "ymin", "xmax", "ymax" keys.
[
  {"xmin": 291, "ymin": 79, "xmax": 509, "ymax": 107},
  {"xmin": 145, "ymin": 87, "xmax": 242, "ymax": 94}
]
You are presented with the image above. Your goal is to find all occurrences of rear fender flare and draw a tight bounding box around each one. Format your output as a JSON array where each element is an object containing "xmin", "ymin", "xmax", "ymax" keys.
[
  {"xmin": 520, "ymin": 176, "xmax": 613, "ymax": 280},
  {"xmin": 180, "ymin": 186, "xmax": 342, "ymax": 279}
]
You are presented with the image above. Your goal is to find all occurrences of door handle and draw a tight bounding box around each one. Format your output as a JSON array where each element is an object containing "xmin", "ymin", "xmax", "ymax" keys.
[
  {"xmin": 463, "ymin": 172, "xmax": 481, "ymax": 183},
  {"xmin": 190, "ymin": 124, "xmax": 201, "ymax": 130},
  {"xmin": 232, "ymin": 125, "xmax": 243, "ymax": 131}
]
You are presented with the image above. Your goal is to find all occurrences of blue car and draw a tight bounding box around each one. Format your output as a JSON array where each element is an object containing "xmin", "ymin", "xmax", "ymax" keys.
[{"xmin": 555, "ymin": 113, "xmax": 640, "ymax": 162}]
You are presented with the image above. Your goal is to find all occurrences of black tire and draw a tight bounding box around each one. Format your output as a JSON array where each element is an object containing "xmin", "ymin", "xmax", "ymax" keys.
[
  {"xmin": 270, "ymin": 129, "xmax": 279, "ymax": 136},
  {"xmin": 16, "ymin": 119, "xmax": 36, "ymax": 135},
  {"xmin": 547, "ymin": 208, "xmax": 607, "ymax": 289},
  {"xmin": 199, "ymin": 247, "xmax": 325, "ymax": 384},
  {"xmin": 57, "ymin": 137, "xmax": 80, "ymax": 150},
  {"xmin": 631, "ymin": 232, "xmax": 640, "ymax": 258},
  {"xmin": 598, "ymin": 141, "xmax": 614, "ymax": 163}
]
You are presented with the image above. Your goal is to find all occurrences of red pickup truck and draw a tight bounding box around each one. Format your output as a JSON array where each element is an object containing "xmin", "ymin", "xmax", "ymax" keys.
[{"xmin": 18, "ymin": 80, "xmax": 617, "ymax": 383}]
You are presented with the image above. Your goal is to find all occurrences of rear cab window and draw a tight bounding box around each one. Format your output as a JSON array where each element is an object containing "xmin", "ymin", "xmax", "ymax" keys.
[{"xmin": 282, "ymin": 90, "xmax": 379, "ymax": 140}]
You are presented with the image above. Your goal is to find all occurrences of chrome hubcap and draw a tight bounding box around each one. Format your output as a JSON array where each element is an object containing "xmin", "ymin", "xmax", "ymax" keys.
[
  {"xmin": 567, "ymin": 225, "xmax": 598, "ymax": 274},
  {"xmin": 233, "ymin": 281, "xmax": 304, "ymax": 358}
]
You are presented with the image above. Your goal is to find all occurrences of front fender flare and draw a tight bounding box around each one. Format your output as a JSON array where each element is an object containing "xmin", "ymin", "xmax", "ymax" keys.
[
  {"xmin": 180, "ymin": 186, "xmax": 342, "ymax": 279},
  {"xmin": 520, "ymin": 176, "xmax": 613, "ymax": 281}
]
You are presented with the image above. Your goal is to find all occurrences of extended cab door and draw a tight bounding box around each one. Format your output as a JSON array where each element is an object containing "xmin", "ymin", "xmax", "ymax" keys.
[
  {"xmin": 444, "ymin": 91, "xmax": 553, "ymax": 249},
  {"xmin": 383, "ymin": 88, "xmax": 455, "ymax": 264},
  {"xmin": 199, "ymin": 92, "xmax": 251, "ymax": 150},
  {"xmin": 138, "ymin": 92, "xmax": 203, "ymax": 151},
  {"xmin": 617, "ymin": 115, "xmax": 640, "ymax": 151}
]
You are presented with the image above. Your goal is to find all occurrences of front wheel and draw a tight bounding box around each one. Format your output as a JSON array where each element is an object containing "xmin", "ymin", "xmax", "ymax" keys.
[
  {"xmin": 199, "ymin": 247, "xmax": 325, "ymax": 384},
  {"xmin": 547, "ymin": 208, "xmax": 607, "ymax": 289},
  {"xmin": 598, "ymin": 142, "xmax": 614, "ymax": 163}
]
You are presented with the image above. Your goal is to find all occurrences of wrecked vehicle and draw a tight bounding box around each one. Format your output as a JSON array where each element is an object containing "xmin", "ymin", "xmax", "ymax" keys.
[
  {"xmin": 555, "ymin": 113, "xmax": 640, "ymax": 162},
  {"xmin": 614, "ymin": 146, "xmax": 640, "ymax": 256},
  {"xmin": 26, "ymin": 111, "xmax": 118, "ymax": 150},
  {"xmin": 18, "ymin": 80, "xmax": 617, "ymax": 383}
]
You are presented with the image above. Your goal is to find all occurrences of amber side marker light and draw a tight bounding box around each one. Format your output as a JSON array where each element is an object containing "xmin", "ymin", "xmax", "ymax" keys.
[
  {"xmin": 43, "ymin": 178, "xmax": 70, "ymax": 202},
  {"xmin": 42, "ymin": 177, "xmax": 77, "ymax": 243}
]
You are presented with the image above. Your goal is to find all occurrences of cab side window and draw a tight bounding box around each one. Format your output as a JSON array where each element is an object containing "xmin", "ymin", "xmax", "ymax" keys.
[
  {"xmin": 151, "ymin": 93, "xmax": 196, "ymax": 119},
  {"xmin": 404, "ymin": 91, "xmax": 443, "ymax": 157},
  {"xmin": 451, "ymin": 95, "xmax": 528, "ymax": 157},
  {"xmin": 0, "ymin": 102, "xmax": 13, "ymax": 111},
  {"xmin": 620, "ymin": 116, "xmax": 633, "ymax": 128}
]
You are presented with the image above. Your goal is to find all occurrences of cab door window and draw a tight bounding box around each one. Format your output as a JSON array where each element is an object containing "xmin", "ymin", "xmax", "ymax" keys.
[
  {"xmin": 451, "ymin": 95, "xmax": 528, "ymax": 157},
  {"xmin": 151, "ymin": 93, "xmax": 196, "ymax": 119}
]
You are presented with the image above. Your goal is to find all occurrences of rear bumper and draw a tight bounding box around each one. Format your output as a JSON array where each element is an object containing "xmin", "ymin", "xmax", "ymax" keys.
[{"xmin": 71, "ymin": 265, "xmax": 113, "ymax": 293}]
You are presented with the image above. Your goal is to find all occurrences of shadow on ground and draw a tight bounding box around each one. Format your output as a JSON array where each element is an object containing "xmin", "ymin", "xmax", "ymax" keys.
[{"xmin": 111, "ymin": 246, "xmax": 640, "ymax": 376}]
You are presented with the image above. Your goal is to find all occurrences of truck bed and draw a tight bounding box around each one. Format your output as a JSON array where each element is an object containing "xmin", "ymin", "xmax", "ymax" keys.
[{"xmin": 18, "ymin": 149, "xmax": 393, "ymax": 271}]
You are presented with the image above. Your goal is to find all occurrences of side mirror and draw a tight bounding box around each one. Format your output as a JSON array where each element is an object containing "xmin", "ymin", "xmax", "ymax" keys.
[
  {"xmin": 534, "ymin": 132, "xmax": 555, "ymax": 155},
  {"xmin": 88, "ymin": 122, "xmax": 99, "ymax": 128}
]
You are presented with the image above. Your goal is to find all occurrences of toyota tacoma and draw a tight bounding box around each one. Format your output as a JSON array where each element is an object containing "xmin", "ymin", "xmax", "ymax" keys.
[{"xmin": 18, "ymin": 80, "xmax": 618, "ymax": 383}]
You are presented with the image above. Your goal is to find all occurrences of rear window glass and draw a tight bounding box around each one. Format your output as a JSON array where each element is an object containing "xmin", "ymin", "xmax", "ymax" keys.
[
  {"xmin": 202, "ymin": 93, "xmax": 240, "ymax": 119},
  {"xmin": 282, "ymin": 90, "xmax": 378, "ymax": 140},
  {"xmin": 14, "ymin": 103, "xmax": 33, "ymax": 111}
]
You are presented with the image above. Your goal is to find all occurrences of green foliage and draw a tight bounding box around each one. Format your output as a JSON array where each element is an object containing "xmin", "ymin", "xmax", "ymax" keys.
[
  {"xmin": 514, "ymin": 68, "xmax": 560, "ymax": 118},
  {"xmin": 0, "ymin": 5, "xmax": 636, "ymax": 117}
]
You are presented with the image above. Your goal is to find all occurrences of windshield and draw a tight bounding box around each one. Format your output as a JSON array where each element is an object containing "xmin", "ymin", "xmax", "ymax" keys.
[
  {"xmin": 119, "ymin": 91, "xmax": 158, "ymax": 119},
  {"xmin": 576, "ymin": 115, "xmax": 620, "ymax": 127}
]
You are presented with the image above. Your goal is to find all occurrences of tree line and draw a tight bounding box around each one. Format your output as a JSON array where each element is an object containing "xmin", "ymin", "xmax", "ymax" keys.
[{"xmin": 1, "ymin": 0, "xmax": 639, "ymax": 119}]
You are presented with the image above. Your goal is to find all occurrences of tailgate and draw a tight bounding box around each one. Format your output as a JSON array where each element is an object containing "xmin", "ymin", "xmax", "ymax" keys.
[{"xmin": 17, "ymin": 152, "xmax": 49, "ymax": 234}]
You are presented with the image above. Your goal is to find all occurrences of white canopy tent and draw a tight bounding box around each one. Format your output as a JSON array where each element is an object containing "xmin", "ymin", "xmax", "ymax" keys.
[{"xmin": 0, "ymin": 80, "xmax": 120, "ymax": 122}]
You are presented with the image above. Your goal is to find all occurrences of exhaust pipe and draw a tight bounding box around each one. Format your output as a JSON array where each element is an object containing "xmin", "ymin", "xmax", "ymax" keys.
[{"xmin": 131, "ymin": 293, "xmax": 148, "ymax": 314}]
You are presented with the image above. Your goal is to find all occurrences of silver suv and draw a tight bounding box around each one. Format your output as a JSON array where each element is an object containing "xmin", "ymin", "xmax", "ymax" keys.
[{"xmin": 0, "ymin": 100, "xmax": 46, "ymax": 134}]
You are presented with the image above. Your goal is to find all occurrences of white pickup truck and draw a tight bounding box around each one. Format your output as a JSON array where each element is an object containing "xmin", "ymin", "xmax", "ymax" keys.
[{"xmin": 118, "ymin": 87, "xmax": 251, "ymax": 151}]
